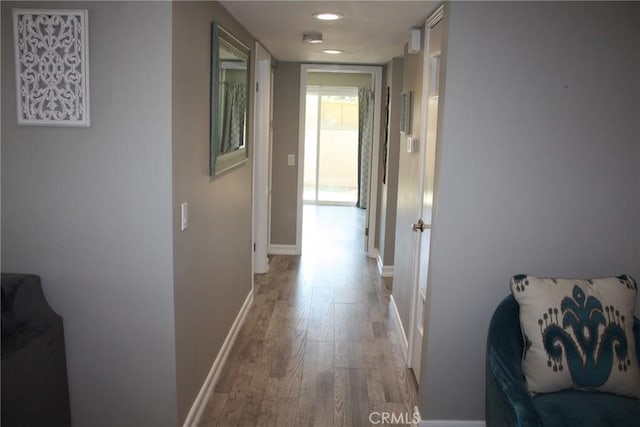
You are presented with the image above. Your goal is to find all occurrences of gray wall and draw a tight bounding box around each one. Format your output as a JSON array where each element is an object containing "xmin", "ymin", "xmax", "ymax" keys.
[
  {"xmin": 377, "ymin": 58, "xmax": 403, "ymax": 267},
  {"xmin": 420, "ymin": 1, "xmax": 640, "ymax": 420},
  {"xmin": 271, "ymin": 62, "xmax": 301, "ymax": 245},
  {"xmin": 392, "ymin": 45, "xmax": 424, "ymax": 334},
  {"xmin": 1, "ymin": 2, "xmax": 177, "ymax": 425},
  {"xmin": 172, "ymin": 2, "xmax": 255, "ymax": 423}
]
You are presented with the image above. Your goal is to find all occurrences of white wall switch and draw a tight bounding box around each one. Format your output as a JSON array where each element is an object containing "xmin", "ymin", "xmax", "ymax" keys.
[
  {"xmin": 287, "ymin": 154, "xmax": 296, "ymax": 166},
  {"xmin": 180, "ymin": 202, "xmax": 188, "ymax": 231}
]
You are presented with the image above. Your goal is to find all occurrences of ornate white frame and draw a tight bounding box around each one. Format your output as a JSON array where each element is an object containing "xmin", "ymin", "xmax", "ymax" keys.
[{"xmin": 13, "ymin": 9, "xmax": 90, "ymax": 127}]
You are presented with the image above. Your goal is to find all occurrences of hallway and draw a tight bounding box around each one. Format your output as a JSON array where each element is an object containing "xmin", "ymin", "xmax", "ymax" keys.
[{"xmin": 200, "ymin": 205, "xmax": 418, "ymax": 426}]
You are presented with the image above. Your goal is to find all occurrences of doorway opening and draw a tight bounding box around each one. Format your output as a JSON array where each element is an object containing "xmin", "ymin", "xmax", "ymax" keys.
[
  {"xmin": 296, "ymin": 65, "xmax": 382, "ymax": 256},
  {"xmin": 303, "ymin": 86, "xmax": 359, "ymax": 205}
]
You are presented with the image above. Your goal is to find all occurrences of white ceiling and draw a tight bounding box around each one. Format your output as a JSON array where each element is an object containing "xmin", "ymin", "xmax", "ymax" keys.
[{"xmin": 219, "ymin": 1, "xmax": 439, "ymax": 64}]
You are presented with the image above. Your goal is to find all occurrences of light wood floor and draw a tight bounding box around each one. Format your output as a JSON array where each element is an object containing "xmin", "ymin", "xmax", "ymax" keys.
[{"xmin": 199, "ymin": 205, "xmax": 418, "ymax": 426}]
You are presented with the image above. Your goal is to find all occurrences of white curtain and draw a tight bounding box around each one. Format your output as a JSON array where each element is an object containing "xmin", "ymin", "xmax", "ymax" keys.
[
  {"xmin": 220, "ymin": 81, "xmax": 247, "ymax": 153},
  {"xmin": 357, "ymin": 87, "xmax": 374, "ymax": 209}
]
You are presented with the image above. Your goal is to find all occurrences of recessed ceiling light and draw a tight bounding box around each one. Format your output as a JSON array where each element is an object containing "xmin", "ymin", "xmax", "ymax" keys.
[
  {"xmin": 313, "ymin": 12, "xmax": 344, "ymax": 21},
  {"xmin": 303, "ymin": 32, "xmax": 323, "ymax": 44},
  {"xmin": 322, "ymin": 49, "xmax": 343, "ymax": 55}
]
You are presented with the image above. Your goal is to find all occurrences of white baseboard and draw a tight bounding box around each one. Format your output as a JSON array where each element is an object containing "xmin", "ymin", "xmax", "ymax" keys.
[
  {"xmin": 420, "ymin": 421, "xmax": 485, "ymax": 427},
  {"xmin": 268, "ymin": 244, "xmax": 299, "ymax": 255},
  {"xmin": 380, "ymin": 265, "xmax": 394, "ymax": 277},
  {"xmin": 376, "ymin": 251, "xmax": 394, "ymax": 277},
  {"xmin": 182, "ymin": 289, "xmax": 254, "ymax": 426},
  {"xmin": 389, "ymin": 294, "xmax": 408, "ymax": 362}
]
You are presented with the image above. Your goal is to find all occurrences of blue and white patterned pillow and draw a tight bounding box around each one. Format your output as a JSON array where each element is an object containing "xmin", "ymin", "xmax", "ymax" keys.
[{"xmin": 511, "ymin": 274, "xmax": 640, "ymax": 399}]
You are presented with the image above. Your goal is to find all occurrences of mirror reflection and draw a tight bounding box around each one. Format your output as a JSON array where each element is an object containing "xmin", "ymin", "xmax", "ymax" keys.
[{"xmin": 210, "ymin": 23, "xmax": 250, "ymax": 176}]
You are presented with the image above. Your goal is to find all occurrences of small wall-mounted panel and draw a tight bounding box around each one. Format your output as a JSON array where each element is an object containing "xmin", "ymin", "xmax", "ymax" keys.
[
  {"xmin": 430, "ymin": 54, "xmax": 441, "ymax": 96},
  {"xmin": 400, "ymin": 91, "xmax": 411, "ymax": 134},
  {"xmin": 408, "ymin": 28, "xmax": 421, "ymax": 54}
]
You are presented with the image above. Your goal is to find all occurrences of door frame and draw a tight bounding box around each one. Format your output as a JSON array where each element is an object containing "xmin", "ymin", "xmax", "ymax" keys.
[
  {"xmin": 252, "ymin": 42, "xmax": 272, "ymax": 276},
  {"xmin": 406, "ymin": 4, "xmax": 444, "ymax": 378},
  {"xmin": 297, "ymin": 64, "xmax": 383, "ymax": 257}
]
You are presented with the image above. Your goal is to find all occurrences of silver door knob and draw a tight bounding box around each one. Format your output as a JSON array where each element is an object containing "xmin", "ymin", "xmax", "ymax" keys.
[{"xmin": 412, "ymin": 219, "xmax": 426, "ymax": 232}]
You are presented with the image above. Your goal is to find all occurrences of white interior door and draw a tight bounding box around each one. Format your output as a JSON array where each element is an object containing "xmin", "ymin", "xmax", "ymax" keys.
[
  {"xmin": 253, "ymin": 42, "xmax": 272, "ymax": 275},
  {"xmin": 408, "ymin": 7, "xmax": 444, "ymax": 383},
  {"xmin": 267, "ymin": 67, "xmax": 274, "ymax": 255}
]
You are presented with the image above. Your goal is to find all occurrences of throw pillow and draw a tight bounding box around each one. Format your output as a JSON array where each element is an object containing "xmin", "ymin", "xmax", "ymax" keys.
[{"xmin": 511, "ymin": 274, "xmax": 640, "ymax": 399}]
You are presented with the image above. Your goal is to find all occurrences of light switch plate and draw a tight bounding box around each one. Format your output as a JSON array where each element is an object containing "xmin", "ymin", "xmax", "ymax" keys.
[
  {"xmin": 407, "ymin": 137, "xmax": 418, "ymax": 153},
  {"xmin": 180, "ymin": 202, "xmax": 188, "ymax": 231},
  {"xmin": 287, "ymin": 154, "xmax": 296, "ymax": 166}
]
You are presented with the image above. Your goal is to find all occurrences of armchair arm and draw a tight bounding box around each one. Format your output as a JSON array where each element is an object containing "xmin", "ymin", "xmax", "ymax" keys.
[{"xmin": 486, "ymin": 296, "xmax": 542, "ymax": 427}]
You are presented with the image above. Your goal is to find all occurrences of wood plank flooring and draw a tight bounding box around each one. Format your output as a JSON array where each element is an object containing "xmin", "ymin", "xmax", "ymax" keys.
[{"xmin": 199, "ymin": 205, "xmax": 418, "ymax": 426}]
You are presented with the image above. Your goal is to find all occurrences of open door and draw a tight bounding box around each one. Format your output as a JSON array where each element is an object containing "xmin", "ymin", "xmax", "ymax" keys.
[
  {"xmin": 253, "ymin": 42, "xmax": 272, "ymax": 275},
  {"xmin": 408, "ymin": 5, "xmax": 444, "ymax": 382}
]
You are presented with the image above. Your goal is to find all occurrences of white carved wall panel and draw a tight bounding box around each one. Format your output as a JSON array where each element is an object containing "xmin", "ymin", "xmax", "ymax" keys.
[{"xmin": 13, "ymin": 9, "xmax": 90, "ymax": 127}]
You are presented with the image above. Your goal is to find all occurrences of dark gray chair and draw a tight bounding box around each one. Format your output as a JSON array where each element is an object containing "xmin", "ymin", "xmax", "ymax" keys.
[{"xmin": 2, "ymin": 273, "xmax": 71, "ymax": 427}]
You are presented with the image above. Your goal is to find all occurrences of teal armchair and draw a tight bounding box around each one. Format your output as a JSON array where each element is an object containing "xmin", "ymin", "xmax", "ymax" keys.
[{"xmin": 486, "ymin": 295, "xmax": 640, "ymax": 427}]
